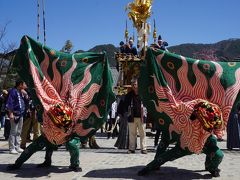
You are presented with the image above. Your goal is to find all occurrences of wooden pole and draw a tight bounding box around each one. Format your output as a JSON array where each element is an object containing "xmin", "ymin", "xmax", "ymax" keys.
[
  {"xmin": 42, "ymin": 0, "xmax": 46, "ymax": 45},
  {"xmin": 37, "ymin": 0, "xmax": 40, "ymax": 42},
  {"xmin": 125, "ymin": 20, "xmax": 129, "ymax": 43},
  {"xmin": 143, "ymin": 22, "xmax": 146, "ymax": 58}
]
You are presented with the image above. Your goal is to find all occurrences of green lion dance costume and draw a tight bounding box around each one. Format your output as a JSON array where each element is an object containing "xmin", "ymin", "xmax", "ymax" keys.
[
  {"xmin": 7, "ymin": 36, "xmax": 115, "ymax": 171},
  {"xmin": 138, "ymin": 48, "xmax": 240, "ymax": 177}
]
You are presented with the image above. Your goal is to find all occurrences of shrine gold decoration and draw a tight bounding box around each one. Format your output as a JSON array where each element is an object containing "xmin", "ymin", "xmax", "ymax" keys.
[{"xmin": 127, "ymin": 0, "xmax": 153, "ymax": 31}]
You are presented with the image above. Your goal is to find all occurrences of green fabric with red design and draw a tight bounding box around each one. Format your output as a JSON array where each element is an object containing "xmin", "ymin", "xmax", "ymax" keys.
[{"xmin": 13, "ymin": 35, "xmax": 115, "ymax": 145}]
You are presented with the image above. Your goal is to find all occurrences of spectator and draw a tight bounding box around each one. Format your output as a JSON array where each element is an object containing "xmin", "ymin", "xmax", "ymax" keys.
[
  {"xmin": 114, "ymin": 95, "xmax": 129, "ymax": 149},
  {"xmin": 20, "ymin": 90, "xmax": 40, "ymax": 149},
  {"xmin": 151, "ymin": 35, "xmax": 169, "ymax": 51},
  {"xmin": 124, "ymin": 78, "xmax": 147, "ymax": 154},
  {"xmin": 158, "ymin": 35, "xmax": 168, "ymax": 51},
  {"xmin": 0, "ymin": 90, "xmax": 8, "ymax": 131},
  {"xmin": 116, "ymin": 41, "xmax": 126, "ymax": 72},
  {"xmin": 227, "ymin": 104, "xmax": 240, "ymax": 150},
  {"xmin": 106, "ymin": 101, "xmax": 119, "ymax": 139},
  {"xmin": 124, "ymin": 37, "xmax": 138, "ymax": 56},
  {"xmin": 6, "ymin": 79, "xmax": 27, "ymax": 154},
  {"xmin": 129, "ymin": 38, "xmax": 138, "ymax": 55},
  {"xmin": 119, "ymin": 41, "xmax": 125, "ymax": 53},
  {"xmin": 0, "ymin": 89, "xmax": 11, "ymax": 140}
]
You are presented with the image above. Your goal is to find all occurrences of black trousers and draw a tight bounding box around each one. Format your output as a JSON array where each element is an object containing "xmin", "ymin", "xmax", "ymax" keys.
[
  {"xmin": 4, "ymin": 120, "xmax": 11, "ymax": 140},
  {"xmin": 106, "ymin": 118, "xmax": 118, "ymax": 138}
]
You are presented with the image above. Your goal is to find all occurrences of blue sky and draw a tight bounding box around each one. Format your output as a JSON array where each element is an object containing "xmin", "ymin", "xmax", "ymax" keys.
[{"xmin": 1, "ymin": 0, "xmax": 240, "ymax": 52}]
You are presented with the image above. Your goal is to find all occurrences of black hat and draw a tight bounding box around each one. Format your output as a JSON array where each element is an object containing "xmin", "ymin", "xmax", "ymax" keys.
[
  {"xmin": 129, "ymin": 37, "xmax": 133, "ymax": 42},
  {"xmin": 15, "ymin": 79, "xmax": 24, "ymax": 88},
  {"xmin": 158, "ymin": 35, "xmax": 162, "ymax": 41},
  {"xmin": 119, "ymin": 41, "xmax": 124, "ymax": 46}
]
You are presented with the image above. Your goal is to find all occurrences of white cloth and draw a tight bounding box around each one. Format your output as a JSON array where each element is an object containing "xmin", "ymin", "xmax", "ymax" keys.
[{"xmin": 110, "ymin": 101, "xmax": 117, "ymax": 119}]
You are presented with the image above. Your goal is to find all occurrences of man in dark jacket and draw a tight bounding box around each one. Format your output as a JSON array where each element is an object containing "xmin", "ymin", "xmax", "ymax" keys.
[{"xmin": 124, "ymin": 78, "xmax": 147, "ymax": 154}]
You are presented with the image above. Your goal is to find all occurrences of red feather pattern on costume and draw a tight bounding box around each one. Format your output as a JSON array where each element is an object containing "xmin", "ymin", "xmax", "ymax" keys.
[
  {"xmin": 28, "ymin": 48, "xmax": 101, "ymax": 144},
  {"xmin": 152, "ymin": 53, "xmax": 240, "ymax": 153}
]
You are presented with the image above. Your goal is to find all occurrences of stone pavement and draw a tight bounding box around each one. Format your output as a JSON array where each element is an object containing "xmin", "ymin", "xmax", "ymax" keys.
[{"xmin": 0, "ymin": 129, "xmax": 240, "ymax": 180}]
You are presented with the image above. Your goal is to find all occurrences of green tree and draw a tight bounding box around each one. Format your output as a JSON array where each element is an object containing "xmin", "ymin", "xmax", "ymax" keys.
[{"xmin": 60, "ymin": 40, "xmax": 73, "ymax": 53}]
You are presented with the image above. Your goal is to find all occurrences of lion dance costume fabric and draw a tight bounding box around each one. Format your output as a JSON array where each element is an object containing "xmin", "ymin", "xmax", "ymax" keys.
[
  {"xmin": 138, "ymin": 48, "xmax": 240, "ymax": 176},
  {"xmin": 13, "ymin": 35, "xmax": 115, "ymax": 145}
]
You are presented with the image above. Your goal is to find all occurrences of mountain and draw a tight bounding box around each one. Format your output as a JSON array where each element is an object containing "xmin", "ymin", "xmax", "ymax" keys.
[
  {"xmin": 168, "ymin": 38, "xmax": 240, "ymax": 61},
  {"xmin": 75, "ymin": 38, "xmax": 240, "ymax": 66},
  {"xmin": 1, "ymin": 39, "xmax": 240, "ymax": 89},
  {"xmin": 75, "ymin": 44, "xmax": 119, "ymax": 67}
]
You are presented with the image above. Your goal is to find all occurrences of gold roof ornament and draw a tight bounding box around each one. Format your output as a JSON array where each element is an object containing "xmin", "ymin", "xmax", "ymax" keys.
[
  {"xmin": 126, "ymin": 0, "xmax": 153, "ymax": 57},
  {"xmin": 127, "ymin": 0, "xmax": 153, "ymax": 31}
]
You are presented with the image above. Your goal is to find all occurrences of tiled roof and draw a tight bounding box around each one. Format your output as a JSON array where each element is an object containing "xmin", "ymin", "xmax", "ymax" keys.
[{"xmin": 110, "ymin": 67, "xmax": 119, "ymax": 87}]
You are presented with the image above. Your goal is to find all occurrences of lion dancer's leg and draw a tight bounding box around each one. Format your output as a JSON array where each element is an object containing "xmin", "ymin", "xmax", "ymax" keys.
[
  {"xmin": 66, "ymin": 137, "xmax": 82, "ymax": 172},
  {"xmin": 156, "ymin": 131, "xmax": 170, "ymax": 153},
  {"xmin": 89, "ymin": 134, "xmax": 100, "ymax": 149},
  {"xmin": 37, "ymin": 143, "xmax": 56, "ymax": 167},
  {"xmin": 138, "ymin": 132, "xmax": 192, "ymax": 176},
  {"xmin": 202, "ymin": 135, "xmax": 223, "ymax": 177},
  {"xmin": 151, "ymin": 131, "xmax": 171, "ymax": 169},
  {"xmin": 7, "ymin": 135, "xmax": 50, "ymax": 170}
]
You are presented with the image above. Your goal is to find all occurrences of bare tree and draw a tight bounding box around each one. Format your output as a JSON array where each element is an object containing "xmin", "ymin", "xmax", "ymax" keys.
[
  {"xmin": 0, "ymin": 22, "xmax": 17, "ymax": 89},
  {"xmin": 0, "ymin": 21, "xmax": 16, "ymax": 52}
]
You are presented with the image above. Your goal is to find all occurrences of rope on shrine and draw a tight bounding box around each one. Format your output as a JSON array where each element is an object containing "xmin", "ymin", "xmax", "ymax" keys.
[{"xmin": 103, "ymin": 116, "xmax": 120, "ymax": 133}]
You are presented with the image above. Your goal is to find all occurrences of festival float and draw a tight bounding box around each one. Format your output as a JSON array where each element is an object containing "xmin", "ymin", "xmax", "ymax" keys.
[{"xmin": 115, "ymin": 0, "xmax": 152, "ymax": 95}]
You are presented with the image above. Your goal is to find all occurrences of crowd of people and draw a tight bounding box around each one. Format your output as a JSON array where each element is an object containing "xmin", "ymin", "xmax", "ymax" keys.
[
  {"xmin": 119, "ymin": 37, "xmax": 138, "ymax": 56},
  {"xmin": 0, "ymin": 80, "xmax": 40, "ymax": 154},
  {"xmin": 118, "ymin": 35, "xmax": 169, "ymax": 57},
  {"xmin": 0, "ymin": 76, "xmax": 162, "ymax": 158},
  {"xmin": 108, "ymin": 78, "xmax": 148, "ymax": 154}
]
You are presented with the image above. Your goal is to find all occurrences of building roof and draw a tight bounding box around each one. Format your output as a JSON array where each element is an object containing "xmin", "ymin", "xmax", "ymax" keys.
[{"xmin": 110, "ymin": 67, "xmax": 119, "ymax": 87}]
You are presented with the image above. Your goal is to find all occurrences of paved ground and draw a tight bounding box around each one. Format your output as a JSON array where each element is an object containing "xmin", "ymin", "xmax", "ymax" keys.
[{"xmin": 0, "ymin": 129, "xmax": 240, "ymax": 180}]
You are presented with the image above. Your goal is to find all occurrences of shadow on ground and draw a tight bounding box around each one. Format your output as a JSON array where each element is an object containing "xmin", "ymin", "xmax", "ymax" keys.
[
  {"xmin": 0, "ymin": 164, "xmax": 72, "ymax": 178},
  {"xmin": 0, "ymin": 149, "xmax": 9, "ymax": 154},
  {"xmin": 83, "ymin": 166, "xmax": 213, "ymax": 180},
  {"xmin": 222, "ymin": 149, "xmax": 240, "ymax": 153}
]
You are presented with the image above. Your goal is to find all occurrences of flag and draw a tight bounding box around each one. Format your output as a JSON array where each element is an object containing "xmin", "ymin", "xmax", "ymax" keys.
[{"xmin": 13, "ymin": 35, "xmax": 115, "ymax": 145}]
